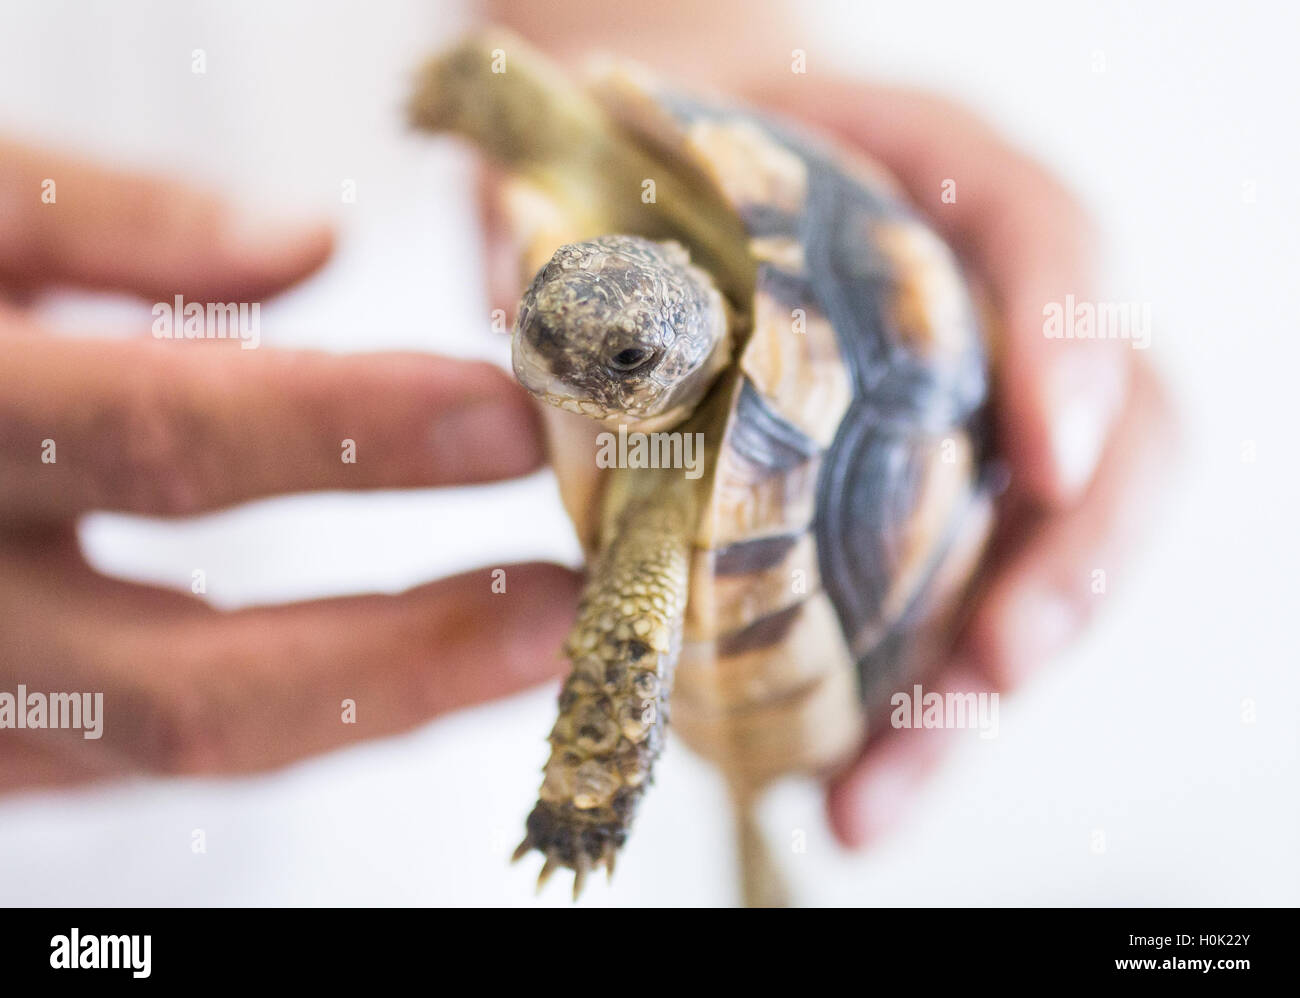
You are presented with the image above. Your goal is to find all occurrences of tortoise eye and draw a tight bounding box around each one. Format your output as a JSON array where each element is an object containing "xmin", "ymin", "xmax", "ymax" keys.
[{"xmin": 610, "ymin": 347, "xmax": 653, "ymax": 371}]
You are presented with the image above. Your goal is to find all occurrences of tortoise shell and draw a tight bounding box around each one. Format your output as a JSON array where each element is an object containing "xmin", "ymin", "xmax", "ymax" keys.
[
  {"xmin": 410, "ymin": 35, "xmax": 998, "ymax": 890},
  {"xmin": 569, "ymin": 70, "xmax": 998, "ymax": 789}
]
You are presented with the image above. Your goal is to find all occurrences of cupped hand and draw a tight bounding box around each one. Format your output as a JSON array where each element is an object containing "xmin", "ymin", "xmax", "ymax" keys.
[
  {"xmin": 743, "ymin": 81, "xmax": 1178, "ymax": 847},
  {"xmin": 0, "ymin": 140, "xmax": 580, "ymax": 792}
]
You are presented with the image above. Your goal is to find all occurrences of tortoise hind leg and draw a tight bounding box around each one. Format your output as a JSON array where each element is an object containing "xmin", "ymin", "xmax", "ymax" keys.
[
  {"xmin": 731, "ymin": 784, "xmax": 790, "ymax": 908},
  {"xmin": 409, "ymin": 30, "xmax": 753, "ymax": 299},
  {"xmin": 514, "ymin": 469, "xmax": 696, "ymax": 898},
  {"xmin": 409, "ymin": 28, "xmax": 629, "ymax": 236}
]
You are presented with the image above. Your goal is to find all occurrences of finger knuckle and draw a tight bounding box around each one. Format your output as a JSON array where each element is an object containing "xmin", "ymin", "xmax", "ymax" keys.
[
  {"xmin": 138, "ymin": 685, "xmax": 229, "ymax": 777},
  {"xmin": 109, "ymin": 359, "xmax": 210, "ymax": 516}
]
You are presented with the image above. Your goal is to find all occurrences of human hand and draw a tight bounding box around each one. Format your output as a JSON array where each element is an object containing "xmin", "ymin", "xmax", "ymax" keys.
[
  {"xmin": 0, "ymin": 140, "xmax": 580, "ymax": 791},
  {"xmin": 740, "ymin": 81, "xmax": 1178, "ymax": 847}
]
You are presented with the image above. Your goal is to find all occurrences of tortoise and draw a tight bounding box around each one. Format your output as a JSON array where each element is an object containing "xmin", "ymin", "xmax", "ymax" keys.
[{"xmin": 410, "ymin": 31, "xmax": 998, "ymax": 905}]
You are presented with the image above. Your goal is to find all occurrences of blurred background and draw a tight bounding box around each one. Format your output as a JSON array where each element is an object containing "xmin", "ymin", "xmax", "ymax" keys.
[{"xmin": 0, "ymin": 0, "xmax": 1295, "ymax": 906}]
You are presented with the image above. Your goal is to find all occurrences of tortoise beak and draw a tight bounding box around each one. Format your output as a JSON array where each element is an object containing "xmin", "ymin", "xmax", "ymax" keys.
[
  {"xmin": 510, "ymin": 348, "xmax": 549, "ymax": 397},
  {"xmin": 512, "ymin": 347, "xmax": 615, "ymax": 421}
]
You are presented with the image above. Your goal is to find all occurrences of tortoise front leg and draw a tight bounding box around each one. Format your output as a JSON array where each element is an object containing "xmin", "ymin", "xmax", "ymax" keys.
[{"xmin": 515, "ymin": 474, "xmax": 694, "ymax": 897}]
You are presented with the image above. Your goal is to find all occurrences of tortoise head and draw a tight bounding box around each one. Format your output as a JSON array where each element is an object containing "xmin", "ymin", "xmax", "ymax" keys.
[{"xmin": 512, "ymin": 235, "xmax": 730, "ymax": 428}]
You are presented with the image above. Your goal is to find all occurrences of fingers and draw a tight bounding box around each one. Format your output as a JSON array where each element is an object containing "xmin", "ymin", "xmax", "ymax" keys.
[
  {"xmin": 826, "ymin": 665, "xmax": 994, "ymax": 848},
  {"xmin": 746, "ymin": 79, "xmax": 1129, "ymax": 506},
  {"xmin": 962, "ymin": 358, "xmax": 1179, "ymax": 688},
  {"xmin": 0, "ymin": 738, "xmax": 116, "ymax": 794},
  {"xmin": 0, "ymin": 541, "xmax": 581, "ymax": 776},
  {"xmin": 0, "ymin": 139, "xmax": 333, "ymax": 301},
  {"xmin": 115, "ymin": 562, "xmax": 582, "ymax": 775},
  {"xmin": 0, "ymin": 335, "xmax": 544, "ymax": 521},
  {"xmin": 478, "ymin": 161, "xmax": 525, "ymax": 322}
]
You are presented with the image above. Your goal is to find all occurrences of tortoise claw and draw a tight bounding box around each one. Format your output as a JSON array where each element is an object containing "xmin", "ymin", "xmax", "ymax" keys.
[
  {"xmin": 572, "ymin": 856, "xmax": 589, "ymax": 901},
  {"xmin": 514, "ymin": 817, "xmax": 622, "ymax": 899},
  {"xmin": 518, "ymin": 844, "xmax": 615, "ymax": 900},
  {"xmin": 535, "ymin": 856, "xmax": 559, "ymax": 893},
  {"xmin": 511, "ymin": 836, "xmax": 534, "ymax": 864}
]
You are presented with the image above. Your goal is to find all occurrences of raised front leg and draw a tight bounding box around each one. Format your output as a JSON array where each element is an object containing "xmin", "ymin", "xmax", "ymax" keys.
[{"xmin": 515, "ymin": 474, "xmax": 694, "ymax": 897}]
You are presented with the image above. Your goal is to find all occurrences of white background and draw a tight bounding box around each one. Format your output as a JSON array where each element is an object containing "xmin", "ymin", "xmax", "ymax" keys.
[{"xmin": 0, "ymin": 0, "xmax": 1295, "ymax": 906}]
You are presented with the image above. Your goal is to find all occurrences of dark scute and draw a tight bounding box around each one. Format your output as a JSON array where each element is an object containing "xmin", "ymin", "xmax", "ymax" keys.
[
  {"xmin": 713, "ymin": 533, "xmax": 801, "ymax": 575},
  {"xmin": 730, "ymin": 380, "xmax": 820, "ymax": 473},
  {"xmin": 716, "ymin": 602, "xmax": 804, "ymax": 657},
  {"xmin": 739, "ymin": 202, "xmax": 803, "ymax": 238},
  {"xmin": 753, "ymin": 264, "xmax": 815, "ymax": 311}
]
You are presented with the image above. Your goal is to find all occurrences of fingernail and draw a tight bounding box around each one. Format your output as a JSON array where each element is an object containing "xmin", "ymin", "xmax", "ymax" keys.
[
  {"xmin": 999, "ymin": 586, "xmax": 1078, "ymax": 686},
  {"xmin": 220, "ymin": 205, "xmax": 333, "ymax": 264},
  {"xmin": 846, "ymin": 757, "xmax": 922, "ymax": 848},
  {"xmin": 1047, "ymin": 350, "xmax": 1124, "ymax": 498}
]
